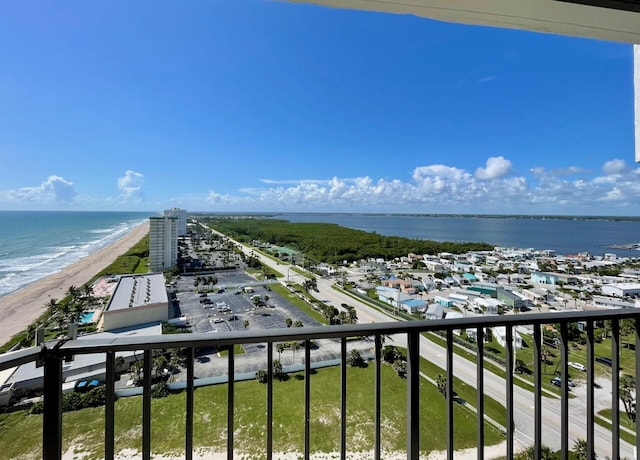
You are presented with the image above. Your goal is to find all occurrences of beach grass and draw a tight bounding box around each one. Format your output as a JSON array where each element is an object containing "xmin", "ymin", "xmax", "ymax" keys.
[
  {"xmin": 0, "ymin": 363, "xmax": 504, "ymax": 459},
  {"xmin": 91, "ymin": 235, "xmax": 150, "ymax": 281}
]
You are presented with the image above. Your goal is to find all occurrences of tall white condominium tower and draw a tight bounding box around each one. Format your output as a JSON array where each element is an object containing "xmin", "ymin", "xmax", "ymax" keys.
[
  {"xmin": 164, "ymin": 208, "xmax": 187, "ymax": 236},
  {"xmin": 149, "ymin": 216, "xmax": 178, "ymax": 272}
]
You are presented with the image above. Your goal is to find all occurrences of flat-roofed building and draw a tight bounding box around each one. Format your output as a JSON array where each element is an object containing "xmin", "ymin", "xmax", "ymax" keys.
[
  {"xmin": 601, "ymin": 283, "xmax": 640, "ymax": 298},
  {"xmin": 149, "ymin": 216, "xmax": 178, "ymax": 272},
  {"xmin": 164, "ymin": 208, "xmax": 187, "ymax": 236},
  {"xmin": 101, "ymin": 274, "xmax": 169, "ymax": 331}
]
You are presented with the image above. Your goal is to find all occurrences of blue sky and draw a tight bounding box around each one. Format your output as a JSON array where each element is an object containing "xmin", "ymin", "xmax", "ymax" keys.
[{"xmin": 0, "ymin": 1, "xmax": 636, "ymax": 215}]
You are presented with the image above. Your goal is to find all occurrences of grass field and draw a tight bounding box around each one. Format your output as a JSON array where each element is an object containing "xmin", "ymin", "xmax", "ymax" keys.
[{"xmin": 0, "ymin": 364, "xmax": 504, "ymax": 460}]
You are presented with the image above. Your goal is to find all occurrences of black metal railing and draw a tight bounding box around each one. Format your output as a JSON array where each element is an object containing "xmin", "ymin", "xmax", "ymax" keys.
[{"xmin": 1, "ymin": 309, "xmax": 638, "ymax": 460}]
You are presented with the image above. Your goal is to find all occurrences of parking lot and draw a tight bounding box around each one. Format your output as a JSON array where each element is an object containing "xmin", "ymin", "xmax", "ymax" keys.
[{"xmin": 167, "ymin": 269, "xmax": 366, "ymax": 379}]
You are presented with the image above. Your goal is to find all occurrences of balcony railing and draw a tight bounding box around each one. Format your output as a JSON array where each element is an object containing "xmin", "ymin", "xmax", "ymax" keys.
[{"xmin": 1, "ymin": 309, "xmax": 639, "ymax": 460}]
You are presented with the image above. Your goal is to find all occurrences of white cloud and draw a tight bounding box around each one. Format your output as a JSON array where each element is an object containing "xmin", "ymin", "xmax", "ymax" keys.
[
  {"xmin": 117, "ymin": 170, "xmax": 144, "ymax": 200},
  {"xmin": 474, "ymin": 156, "xmax": 512, "ymax": 180},
  {"xmin": 602, "ymin": 159, "xmax": 627, "ymax": 175},
  {"xmin": 2, "ymin": 176, "xmax": 76, "ymax": 204},
  {"xmin": 188, "ymin": 156, "xmax": 640, "ymax": 214}
]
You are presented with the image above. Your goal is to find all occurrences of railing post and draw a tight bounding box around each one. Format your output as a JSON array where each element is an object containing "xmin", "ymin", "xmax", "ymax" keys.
[
  {"xmin": 374, "ymin": 335, "xmax": 382, "ymax": 460},
  {"xmin": 476, "ymin": 327, "xmax": 484, "ymax": 460},
  {"xmin": 43, "ymin": 351, "xmax": 62, "ymax": 460},
  {"xmin": 407, "ymin": 331, "xmax": 420, "ymax": 460},
  {"xmin": 340, "ymin": 338, "xmax": 347, "ymax": 460},
  {"xmin": 227, "ymin": 346, "xmax": 235, "ymax": 460},
  {"xmin": 186, "ymin": 347, "xmax": 194, "ymax": 460},
  {"xmin": 560, "ymin": 322, "xmax": 569, "ymax": 460},
  {"xmin": 636, "ymin": 318, "xmax": 640, "ymax": 460},
  {"xmin": 105, "ymin": 350, "xmax": 115, "ymax": 460},
  {"xmin": 533, "ymin": 323, "xmax": 542, "ymax": 460},
  {"xmin": 446, "ymin": 330, "xmax": 454, "ymax": 460},
  {"xmin": 267, "ymin": 342, "xmax": 273, "ymax": 460},
  {"xmin": 586, "ymin": 321, "xmax": 595, "ymax": 460},
  {"xmin": 611, "ymin": 319, "xmax": 620, "ymax": 460},
  {"xmin": 142, "ymin": 350, "xmax": 152, "ymax": 460},
  {"xmin": 505, "ymin": 326, "xmax": 514, "ymax": 460},
  {"xmin": 304, "ymin": 339, "xmax": 311, "ymax": 460}
]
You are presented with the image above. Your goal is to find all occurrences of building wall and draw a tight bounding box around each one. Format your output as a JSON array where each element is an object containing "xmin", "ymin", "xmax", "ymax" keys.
[
  {"xmin": 164, "ymin": 208, "xmax": 187, "ymax": 236},
  {"xmin": 103, "ymin": 303, "xmax": 168, "ymax": 331},
  {"xmin": 149, "ymin": 217, "xmax": 178, "ymax": 272}
]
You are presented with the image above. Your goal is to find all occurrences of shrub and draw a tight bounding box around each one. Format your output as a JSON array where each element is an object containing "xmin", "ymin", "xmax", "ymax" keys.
[
  {"xmin": 347, "ymin": 349, "xmax": 366, "ymax": 368},
  {"xmin": 151, "ymin": 382, "xmax": 170, "ymax": 399}
]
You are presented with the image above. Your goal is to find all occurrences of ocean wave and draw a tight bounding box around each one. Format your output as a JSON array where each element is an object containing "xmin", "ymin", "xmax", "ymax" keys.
[{"xmin": 0, "ymin": 218, "xmax": 146, "ymax": 298}]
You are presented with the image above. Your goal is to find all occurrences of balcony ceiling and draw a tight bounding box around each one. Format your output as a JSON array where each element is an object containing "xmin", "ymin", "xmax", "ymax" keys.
[{"xmin": 288, "ymin": 0, "xmax": 640, "ymax": 44}]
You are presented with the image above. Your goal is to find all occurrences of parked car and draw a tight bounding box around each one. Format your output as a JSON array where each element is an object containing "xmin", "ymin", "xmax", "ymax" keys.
[
  {"xmin": 568, "ymin": 362, "xmax": 586, "ymax": 372},
  {"xmin": 595, "ymin": 356, "xmax": 612, "ymax": 367},
  {"xmin": 550, "ymin": 377, "xmax": 575, "ymax": 388}
]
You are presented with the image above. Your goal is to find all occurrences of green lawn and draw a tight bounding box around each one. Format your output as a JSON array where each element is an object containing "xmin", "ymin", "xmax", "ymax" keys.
[
  {"xmin": 598, "ymin": 408, "xmax": 636, "ymax": 431},
  {"xmin": 270, "ymin": 283, "xmax": 327, "ymax": 325},
  {"xmin": 0, "ymin": 364, "xmax": 503, "ymax": 460}
]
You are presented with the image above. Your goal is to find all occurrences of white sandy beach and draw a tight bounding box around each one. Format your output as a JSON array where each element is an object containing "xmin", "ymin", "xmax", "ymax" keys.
[{"xmin": 0, "ymin": 221, "xmax": 150, "ymax": 347}]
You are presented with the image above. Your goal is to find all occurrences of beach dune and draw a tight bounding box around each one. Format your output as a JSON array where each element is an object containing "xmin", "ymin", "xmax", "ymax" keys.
[{"xmin": 0, "ymin": 222, "xmax": 150, "ymax": 347}]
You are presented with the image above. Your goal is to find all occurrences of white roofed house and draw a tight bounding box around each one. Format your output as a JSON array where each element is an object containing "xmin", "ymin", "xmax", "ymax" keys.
[
  {"xmin": 473, "ymin": 297, "xmax": 504, "ymax": 315},
  {"xmin": 425, "ymin": 304, "xmax": 445, "ymax": 320},
  {"xmin": 375, "ymin": 286, "xmax": 414, "ymax": 311},
  {"xmin": 491, "ymin": 326, "xmax": 523, "ymax": 350}
]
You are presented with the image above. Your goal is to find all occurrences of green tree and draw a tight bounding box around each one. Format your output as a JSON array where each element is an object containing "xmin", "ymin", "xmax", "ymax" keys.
[
  {"xmin": 285, "ymin": 318, "xmax": 293, "ymax": 328},
  {"xmin": 303, "ymin": 277, "xmax": 318, "ymax": 292},
  {"xmin": 276, "ymin": 343, "xmax": 286, "ymax": 361},
  {"xmin": 572, "ymin": 438, "xmax": 593, "ymax": 460},
  {"xmin": 620, "ymin": 374, "xmax": 636, "ymax": 421},
  {"xmin": 436, "ymin": 374, "xmax": 447, "ymax": 398},
  {"xmin": 272, "ymin": 359, "xmax": 283, "ymax": 380},
  {"xmin": 347, "ymin": 349, "xmax": 365, "ymax": 367},
  {"xmin": 519, "ymin": 445, "xmax": 557, "ymax": 460},
  {"xmin": 255, "ymin": 369, "xmax": 267, "ymax": 383},
  {"xmin": 242, "ymin": 320, "xmax": 249, "ymax": 329},
  {"xmin": 289, "ymin": 340, "xmax": 300, "ymax": 365}
]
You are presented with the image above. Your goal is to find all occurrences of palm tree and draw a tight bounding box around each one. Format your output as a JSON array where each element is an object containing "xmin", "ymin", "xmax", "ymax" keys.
[
  {"xmin": 66, "ymin": 285, "xmax": 79, "ymax": 301},
  {"xmin": 293, "ymin": 320, "xmax": 303, "ymax": 328},
  {"xmin": 46, "ymin": 297, "xmax": 58, "ymax": 315},
  {"xmin": 276, "ymin": 343, "xmax": 286, "ymax": 361},
  {"xmin": 572, "ymin": 438, "xmax": 592, "ymax": 459},
  {"xmin": 347, "ymin": 306, "xmax": 358, "ymax": 324},
  {"xmin": 520, "ymin": 445, "xmax": 556, "ymax": 460},
  {"xmin": 289, "ymin": 340, "xmax": 300, "ymax": 365}
]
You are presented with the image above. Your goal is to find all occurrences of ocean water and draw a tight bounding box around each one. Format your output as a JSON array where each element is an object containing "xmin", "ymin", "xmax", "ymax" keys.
[
  {"xmin": 275, "ymin": 213, "xmax": 640, "ymax": 259},
  {"xmin": 0, "ymin": 211, "xmax": 154, "ymax": 299}
]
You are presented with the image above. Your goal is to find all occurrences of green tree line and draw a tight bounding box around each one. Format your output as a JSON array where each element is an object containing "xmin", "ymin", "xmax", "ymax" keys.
[{"xmin": 206, "ymin": 218, "xmax": 493, "ymax": 264}]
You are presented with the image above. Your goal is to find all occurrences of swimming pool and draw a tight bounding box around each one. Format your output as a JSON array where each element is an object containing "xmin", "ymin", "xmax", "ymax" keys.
[{"xmin": 79, "ymin": 311, "xmax": 95, "ymax": 324}]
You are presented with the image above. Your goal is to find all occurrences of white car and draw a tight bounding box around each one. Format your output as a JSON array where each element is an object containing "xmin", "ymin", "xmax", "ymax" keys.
[{"xmin": 568, "ymin": 362, "xmax": 586, "ymax": 372}]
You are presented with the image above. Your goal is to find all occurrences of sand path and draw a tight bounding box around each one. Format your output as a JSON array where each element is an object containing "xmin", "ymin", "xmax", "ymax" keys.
[{"xmin": 0, "ymin": 222, "xmax": 150, "ymax": 347}]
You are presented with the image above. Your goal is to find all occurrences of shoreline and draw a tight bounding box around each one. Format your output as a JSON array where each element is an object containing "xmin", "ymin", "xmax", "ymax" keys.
[{"xmin": 0, "ymin": 221, "xmax": 150, "ymax": 347}]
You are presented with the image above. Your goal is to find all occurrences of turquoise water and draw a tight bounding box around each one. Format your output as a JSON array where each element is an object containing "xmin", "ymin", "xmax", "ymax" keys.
[
  {"xmin": 0, "ymin": 211, "xmax": 155, "ymax": 298},
  {"xmin": 79, "ymin": 312, "xmax": 95, "ymax": 324}
]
